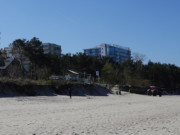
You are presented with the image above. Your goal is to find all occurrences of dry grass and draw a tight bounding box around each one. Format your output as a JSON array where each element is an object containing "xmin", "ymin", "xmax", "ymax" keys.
[
  {"xmin": 0, "ymin": 77, "xmax": 47, "ymax": 85},
  {"xmin": 0, "ymin": 77, "xmax": 82, "ymax": 86}
]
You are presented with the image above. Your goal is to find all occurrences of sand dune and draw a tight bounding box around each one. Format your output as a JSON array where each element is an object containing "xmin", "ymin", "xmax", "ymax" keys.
[{"xmin": 0, "ymin": 92, "xmax": 180, "ymax": 135}]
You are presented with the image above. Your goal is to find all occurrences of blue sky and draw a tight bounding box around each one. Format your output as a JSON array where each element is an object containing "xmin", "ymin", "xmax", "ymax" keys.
[{"xmin": 0, "ymin": 0, "xmax": 180, "ymax": 66}]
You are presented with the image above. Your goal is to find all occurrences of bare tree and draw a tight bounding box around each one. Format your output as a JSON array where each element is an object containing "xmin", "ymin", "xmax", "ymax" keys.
[
  {"xmin": 0, "ymin": 50, "xmax": 5, "ymax": 66},
  {"xmin": 12, "ymin": 39, "xmax": 26, "ymax": 75},
  {"xmin": 132, "ymin": 52, "xmax": 147, "ymax": 63}
]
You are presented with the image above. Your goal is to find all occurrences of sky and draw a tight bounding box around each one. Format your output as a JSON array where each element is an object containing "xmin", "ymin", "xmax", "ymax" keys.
[{"xmin": 0, "ymin": 0, "xmax": 180, "ymax": 66}]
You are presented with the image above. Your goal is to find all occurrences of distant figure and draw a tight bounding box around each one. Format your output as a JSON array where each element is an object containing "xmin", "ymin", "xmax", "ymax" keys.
[
  {"xmin": 158, "ymin": 88, "xmax": 162, "ymax": 97},
  {"xmin": 119, "ymin": 89, "xmax": 121, "ymax": 95},
  {"xmin": 68, "ymin": 87, "xmax": 72, "ymax": 99},
  {"xmin": 105, "ymin": 84, "xmax": 108, "ymax": 94}
]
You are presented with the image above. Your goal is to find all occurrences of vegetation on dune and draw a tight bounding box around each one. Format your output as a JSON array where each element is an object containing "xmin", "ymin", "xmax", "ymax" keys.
[{"xmin": 0, "ymin": 37, "xmax": 180, "ymax": 94}]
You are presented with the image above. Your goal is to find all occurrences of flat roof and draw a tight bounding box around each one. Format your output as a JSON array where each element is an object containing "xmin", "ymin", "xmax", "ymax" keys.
[{"xmin": 84, "ymin": 43, "xmax": 130, "ymax": 51}]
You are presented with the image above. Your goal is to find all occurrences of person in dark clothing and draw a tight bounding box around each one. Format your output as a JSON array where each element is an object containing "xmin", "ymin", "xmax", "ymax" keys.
[
  {"xmin": 158, "ymin": 88, "xmax": 162, "ymax": 97},
  {"xmin": 68, "ymin": 87, "xmax": 72, "ymax": 99}
]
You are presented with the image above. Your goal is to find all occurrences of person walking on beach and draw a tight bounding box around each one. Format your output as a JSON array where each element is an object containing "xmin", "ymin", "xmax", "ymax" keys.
[
  {"xmin": 158, "ymin": 88, "xmax": 162, "ymax": 97},
  {"xmin": 68, "ymin": 87, "xmax": 72, "ymax": 99}
]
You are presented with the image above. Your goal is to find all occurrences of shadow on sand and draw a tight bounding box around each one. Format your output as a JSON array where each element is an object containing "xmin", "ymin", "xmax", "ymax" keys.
[{"xmin": 0, "ymin": 82, "xmax": 110, "ymax": 98}]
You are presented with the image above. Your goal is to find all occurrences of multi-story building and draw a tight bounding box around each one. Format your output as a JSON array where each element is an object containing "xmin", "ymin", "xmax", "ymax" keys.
[
  {"xmin": 84, "ymin": 43, "xmax": 131, "ymax": 63},
  {"xmin": 42, "ymin": 43, "xmax": 61, "ymax": 57}
]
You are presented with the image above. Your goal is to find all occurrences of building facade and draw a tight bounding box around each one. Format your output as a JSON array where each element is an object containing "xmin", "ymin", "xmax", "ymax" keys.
[
  {"xmin": 84, "ymin": 44, "xmax": 131, "ymax": 63},
  {"xmin": 42, "ymin": 43, "xmax": 61, "ymax": 57}
]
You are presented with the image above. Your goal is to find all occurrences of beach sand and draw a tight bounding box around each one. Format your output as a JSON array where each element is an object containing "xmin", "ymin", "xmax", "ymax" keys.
[{"xmin": 0, "ymin": 92, "xmax": 180, "ymax": 135}]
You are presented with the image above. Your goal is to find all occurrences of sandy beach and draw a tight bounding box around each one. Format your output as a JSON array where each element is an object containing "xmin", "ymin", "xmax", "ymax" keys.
[{"xmin": 0, "ymin": 92, "xmax": 180, "ymax": 135}]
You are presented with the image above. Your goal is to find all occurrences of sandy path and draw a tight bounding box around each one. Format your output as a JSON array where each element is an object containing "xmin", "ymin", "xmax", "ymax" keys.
[{"xmin": 0, "ymin": 92, "xmax": 180, "ymax": 135}]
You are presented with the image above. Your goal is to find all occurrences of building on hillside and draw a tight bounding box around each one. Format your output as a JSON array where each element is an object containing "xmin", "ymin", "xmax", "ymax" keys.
[
  {"xmin": 65, "ymin": 69, "xmax": 91, "ymax": 83},
  {"xmin": 0, "ymin": 57, "xmax": 23, "ymax": 77},
  {"xmin": 42, "ymin": 43, "xmax": 61, "ymax": 57},
  {"xmin": 3, "ymin": 44, "xmax": 30, "ymax": 71},
  {"xmin": 84, "ymin": 43, "xmax": 131, "ymax": 63},
  {"xmin": 3, "ymin": 43, "xmax": 62, "ymax": 71}
]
